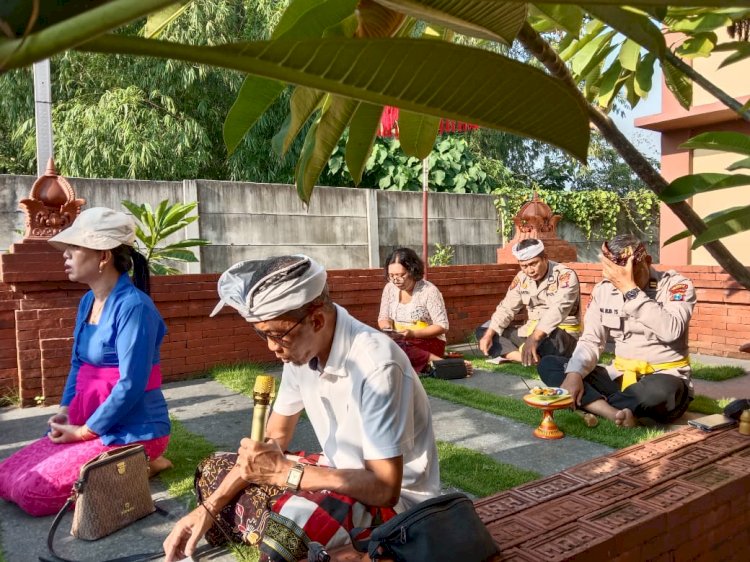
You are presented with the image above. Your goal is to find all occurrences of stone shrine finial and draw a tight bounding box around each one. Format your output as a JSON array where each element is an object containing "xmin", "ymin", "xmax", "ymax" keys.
[
  {"xmin": 513, "ymin": 190, "xmax": 562, "ymax": 239},
  {"xmin": 497, "ymin": 191, "xmax": 577, "ymax": 264},
  {"xmin": 19, "ymin": 158, "xmax": 86, "ymax": 240}
]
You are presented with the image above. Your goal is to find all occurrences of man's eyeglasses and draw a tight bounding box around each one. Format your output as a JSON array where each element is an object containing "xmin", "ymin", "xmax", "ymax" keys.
[{"xmin": 254, "ymin": 312, "xmax": 309, "ymax": 347}]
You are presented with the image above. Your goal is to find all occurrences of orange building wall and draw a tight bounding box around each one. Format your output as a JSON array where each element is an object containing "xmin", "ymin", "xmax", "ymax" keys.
[{"xmin": 635, "ymin": 29, "xmax": 750, "ymax": 266}]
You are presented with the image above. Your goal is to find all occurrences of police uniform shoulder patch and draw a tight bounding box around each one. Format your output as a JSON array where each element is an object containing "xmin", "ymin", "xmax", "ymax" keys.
[
  {"xmin": 510, "ymin": 273, "xmax": 522, "ymax": 290},
  {"xmin": 558, "ymin": 271, "xmax": 572, "ymax": 288},
  {"xmin": 669, "ymin": 282, "xmax": 688, "ymax": 301}
]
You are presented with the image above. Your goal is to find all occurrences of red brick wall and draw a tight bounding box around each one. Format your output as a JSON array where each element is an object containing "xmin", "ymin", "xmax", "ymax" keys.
[
  {"xmin": 0, "ymin": 282, "xmax": 20, "ymax": 397},
  {"xmin": 1, "ymin": 261, "xmax": 748, "ymax": 405}
]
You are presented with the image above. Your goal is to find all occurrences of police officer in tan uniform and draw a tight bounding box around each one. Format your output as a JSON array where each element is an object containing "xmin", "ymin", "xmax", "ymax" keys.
[
  {"xmin": 477, "ymin": 238, "xmax": 581, "ymax": 367},
  {"xmin": 538, "ymin": 233, "xmax": 695, "ymax": 427}
]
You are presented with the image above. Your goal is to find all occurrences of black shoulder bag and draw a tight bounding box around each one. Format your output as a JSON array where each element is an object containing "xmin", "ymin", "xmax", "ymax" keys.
[{"xmin": 350, "ymin": 493, "xmax": 499, "ymax": 562}]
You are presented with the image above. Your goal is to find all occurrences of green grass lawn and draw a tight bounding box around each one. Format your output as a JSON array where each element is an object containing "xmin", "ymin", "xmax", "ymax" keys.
[
  {"xmin": 691, "ymin": 362, "xmax": 746, "ymax": 381},
  {"xmin": 421, "ymin": 377, "xmax": 662, "ymax": 449},
  {"xmin": 160, "ymin": 417, "xmax": 217, "ymax": 500},
  {"xmin": 437, "ymin": 441, "xmax": 539, "ymax": 497}
]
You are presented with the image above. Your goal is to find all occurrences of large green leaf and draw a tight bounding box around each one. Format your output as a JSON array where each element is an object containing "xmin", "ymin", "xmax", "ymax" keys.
[
  {"xmin": 144, "ymin": 1, "xmax": 194, "ymax": 38},
  {"xmin": 272, "ymin": 87, "xmax": 324, "ymax": 156},
  {"xmin": 559, "ymin": 20, "xmax": 605, "ymax": 61},
  {"xmin": 224, "ymin": 77, "xmax": 287, "ymax": 155},
  {"xmin": 296, "ymin": 95, "xmax": 358, "ymax": 203},
  {"xmin": 275, "ymin": 0, "xmax": 357, "ymax": 39},
  {"xmin": 728, "ymin": 157, "xmax": 750, "ymax": 171},
  {"xmin": 222, "ymin": 0, "xmax": 358, "ymax": 157},
  {"xmin": 372, "ymin": 0, "xmax": 527, "ymax": 44},
  {"xmin": 346, "ymin": 103, "xmax": 384, "ymax": 185},
  {"xmin": 533, "ymin": 4, "xmax": 583, "ymax": 36},
  {"xmin": 675, "ymin": 32, "xmax": 718, "ymax": 59},
  {"xmin": 398, "ymin": 111, "xmax": 442, "ymax": 160},
  {"xmin": 569, "ymin": 29, "xmax": 616, "ymax": 77},
  {"xmin": 715, "ymin": 41, "xmax": 750, "ymax": 68},
  {"xmin": 582, "ymin": 5, "xmax": 665, "ymax": 56},
  {"xmin": 692, "ymin": 205, "xmax": 750, "ymax": 248},
  {"xmin": 356, "ymin": 0, "xmax": 406, "ymax": 37},
  {"xmin": 669, "ymin": 12, "xmax": 732, "ymax": 33},
  {"xmin": 79, "ymin": 35, "xmax": 592, "ymax": 161},
  {"xmin": 596, "ymin": 59, "xmax": 624, "ymax": 107},
  {"xmin": 664, "ymin": 205, "xmax": 749, "ymax": 247},
  {"xmin": 634, "ymin": 52, "xmax": 656, "ymax": 97},
  {"xmin": 0, "ymin": 0, "xmax": 178, "ymax": 68},
  {"xmin": 660, "ymin": 173, "xmax": 750, "ymax": 203},
  {"xmin": 680, "ymin": 131, "xmax": 750, "ymax": 155},
  {"xmin": 662, "ymin": 58, "xmax": 692, "ymax": 109},
  {"xmin": 618, "ymin": 38, "xmax": 641, "ymax": 71}
]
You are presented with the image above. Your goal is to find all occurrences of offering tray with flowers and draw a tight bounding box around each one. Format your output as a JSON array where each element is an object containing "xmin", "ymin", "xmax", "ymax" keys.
[
  {"xmin": 522, "ymin": 387, "xmax": 574, "ymax": 439},
  {"xmin": 524, "ymin": 386, "xmax": 570, "ymax": 405}
]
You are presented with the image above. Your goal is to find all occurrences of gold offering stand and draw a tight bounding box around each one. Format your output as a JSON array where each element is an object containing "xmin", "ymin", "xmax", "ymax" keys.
[{"xmin": 522, "ymin": 394, "xmax": 574, "ymax": 439}]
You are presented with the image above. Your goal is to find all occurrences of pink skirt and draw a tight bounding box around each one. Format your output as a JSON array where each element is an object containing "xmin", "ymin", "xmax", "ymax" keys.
[
  {"xmin": 0, "ymin": 435, "xmax": 169, "ymax": 516},
  {"xmin": 0, "ymin": 363, "xmax": 168, "ymax": 517}
]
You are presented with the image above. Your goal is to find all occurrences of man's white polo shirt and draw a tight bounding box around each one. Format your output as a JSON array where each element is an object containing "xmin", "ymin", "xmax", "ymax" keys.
[{"xmin": 273, "ymin": 304, "xmax": 440, "ymax": 510}]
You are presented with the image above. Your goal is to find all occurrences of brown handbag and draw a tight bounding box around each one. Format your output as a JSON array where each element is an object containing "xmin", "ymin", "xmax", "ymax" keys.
[
  {"xmin": 42, "ymin": 445, "xmax": 163, "ymax": 562},
  {"xmin": 70, "ymin": 444, "xmax": 155, "ymax": 540}
]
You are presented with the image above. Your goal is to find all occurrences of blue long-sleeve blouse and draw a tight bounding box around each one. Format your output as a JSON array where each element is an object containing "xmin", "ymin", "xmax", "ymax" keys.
[{"xmin": 61, "ymin": 273, "xmax": 170, "ymax": 445}]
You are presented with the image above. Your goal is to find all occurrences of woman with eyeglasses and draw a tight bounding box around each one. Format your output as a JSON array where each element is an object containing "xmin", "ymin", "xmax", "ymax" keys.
[{"xmin": 377, "ymin": 247, "xmax": 450, "ymax": 375}]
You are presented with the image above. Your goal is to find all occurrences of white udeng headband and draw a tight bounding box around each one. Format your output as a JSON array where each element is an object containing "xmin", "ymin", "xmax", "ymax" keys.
[
  {"xmin": 512, "ymin": 240, "xmax": 545, "ymax": 261},
  {"xmin": 210, "ymin": 255, "xmax": 327, "ymax": 322}
]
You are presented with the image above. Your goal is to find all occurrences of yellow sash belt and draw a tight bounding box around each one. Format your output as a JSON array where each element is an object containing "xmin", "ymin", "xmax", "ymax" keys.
[
  {"xmin": 524, "ymin": 319, "xmax": 581, "ymax": 337},
  {"xmin": 614, "ymin": 356, "xmax": 691, "ymax": 390}
]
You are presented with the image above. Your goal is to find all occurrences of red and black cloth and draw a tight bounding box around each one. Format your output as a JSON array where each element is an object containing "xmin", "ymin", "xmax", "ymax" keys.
[{"xmin": 195, "ymin": 452, "xmax": 397, "ymax": 562}]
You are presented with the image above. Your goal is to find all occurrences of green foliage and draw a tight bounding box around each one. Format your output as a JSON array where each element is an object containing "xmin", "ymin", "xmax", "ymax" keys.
[
  {"xmin": 325, "ymin": 134, "xmax": 492, "ymax": 194},
  {"xmin": 493, "ymin": 186, "xmax": 660, "ymax": 242},
  {"xmin": 121, "ymin": 199, "xmax": 209, "ymax": 275},
  {"xmin": 429, "ymin": 244, "xmax": 455, "ymax": 267},
  {"xmin": 0, "ymin": 0, "xmax": 298, "ymax": 183}
]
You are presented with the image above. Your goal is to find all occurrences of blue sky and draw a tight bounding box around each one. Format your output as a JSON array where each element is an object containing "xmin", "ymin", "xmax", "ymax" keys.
[{"xmin": 611, "ymin": 68, "xmax": 663, "ymax": 162}]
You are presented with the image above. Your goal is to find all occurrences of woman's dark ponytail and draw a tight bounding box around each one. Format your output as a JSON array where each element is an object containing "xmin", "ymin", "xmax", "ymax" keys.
[
  {"xmin": 131, "ymin": 250, "xmax": 151, "ymax": 295},
  {"xmin": 111, "ymin": 245, "xmax": 151, "ymax": 295}
]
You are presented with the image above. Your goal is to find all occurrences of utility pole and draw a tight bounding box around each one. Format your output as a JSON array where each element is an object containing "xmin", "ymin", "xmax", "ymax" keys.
[{"xmin": 33, "ymin": 59, "xmax": 54, "ymax": 174}]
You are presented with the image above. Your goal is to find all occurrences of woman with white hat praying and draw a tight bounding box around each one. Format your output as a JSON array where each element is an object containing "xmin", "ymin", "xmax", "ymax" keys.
[{"xmin": 0, "ymin": 207, "xmax": 171, "ymax": 516}]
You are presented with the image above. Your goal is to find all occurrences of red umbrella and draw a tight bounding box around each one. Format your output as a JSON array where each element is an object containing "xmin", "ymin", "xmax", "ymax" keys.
[{"xmin": 378, "ymin": 107, "xmax": 478, "ymax": 278}]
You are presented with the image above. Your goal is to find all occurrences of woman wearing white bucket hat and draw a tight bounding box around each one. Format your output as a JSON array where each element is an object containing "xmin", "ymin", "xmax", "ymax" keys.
[{"xmin": 0, "ymin": 207, "xmax": 172, "ymax": 516}]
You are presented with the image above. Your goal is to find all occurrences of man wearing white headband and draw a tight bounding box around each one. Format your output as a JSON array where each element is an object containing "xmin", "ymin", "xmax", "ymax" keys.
[
  {"xmin": 476, "ymin": 238, "xmax": 581, "ymax": 366},
  {"xmin": 164, "ymin": 255, "xmax": 439, "ymax": 562}
]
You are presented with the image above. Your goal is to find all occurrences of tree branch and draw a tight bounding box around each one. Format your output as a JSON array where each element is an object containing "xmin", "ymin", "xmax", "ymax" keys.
[
  {"xmin": 665, "ymin": 51, "xmax": 750, "ymax": 122},
  {"xmin": 517, "ymin": 22, "xmax": 750, "ymax": 289}
]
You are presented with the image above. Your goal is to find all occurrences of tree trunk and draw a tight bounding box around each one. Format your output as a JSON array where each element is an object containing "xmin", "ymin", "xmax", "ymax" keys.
[{"xmin": 517, "ymin": 22, "xmax": 750, "ymax": 289}]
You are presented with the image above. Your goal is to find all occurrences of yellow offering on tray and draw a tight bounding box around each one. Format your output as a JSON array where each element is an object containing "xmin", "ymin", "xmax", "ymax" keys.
[{"xmin": 394, "ymin": 321, "xmax": 429, "ymax": 331}]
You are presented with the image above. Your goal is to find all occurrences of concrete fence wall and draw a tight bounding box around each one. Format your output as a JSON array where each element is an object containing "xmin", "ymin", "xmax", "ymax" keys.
[
  {"xmin": 1, "ymin": 238, "xmax": 748, "ymax": 406},
  {"xmin": 2, "ymin": 174, "xmax": 659, "ymax": 273},
  {"xmin": 0, "ymin": 175, "xmax": 502, "ymax": 273}
]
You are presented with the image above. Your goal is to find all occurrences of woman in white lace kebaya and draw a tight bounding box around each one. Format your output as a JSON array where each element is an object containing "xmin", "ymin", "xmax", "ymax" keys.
[{"xmin": 377, "ymin": 248, "xmax": 450, "ymax": 374}]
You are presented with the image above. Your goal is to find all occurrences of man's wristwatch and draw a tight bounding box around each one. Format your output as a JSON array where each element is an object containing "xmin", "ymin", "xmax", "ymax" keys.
[
  {"xmin": 285, "ymin": 463, "xmax": 305, "ymax": 491},
  {"xmin": 624, "ymin": 287, "xmax": 640, "ymax": 301}
]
